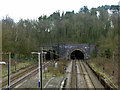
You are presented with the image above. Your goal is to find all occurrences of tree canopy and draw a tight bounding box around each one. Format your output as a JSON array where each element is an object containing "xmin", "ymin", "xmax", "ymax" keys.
[{"xmin": 2, "ymin": 5, "xmax": 119, "ymax": 56}]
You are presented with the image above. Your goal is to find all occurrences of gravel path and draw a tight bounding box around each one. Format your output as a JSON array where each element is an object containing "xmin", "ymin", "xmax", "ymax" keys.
[
  {"xmin": 16, "ymin": 73, "xmax": 51, "ymax": 88},
  {"xmin": 45, "ymin": 77, "xmax": 64, "ymax": 88}
]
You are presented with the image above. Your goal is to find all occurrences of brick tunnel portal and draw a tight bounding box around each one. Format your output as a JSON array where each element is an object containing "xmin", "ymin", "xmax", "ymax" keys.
[{"xmin": 70, "ymin": 50, "xmax": 84, "ymax": 60}]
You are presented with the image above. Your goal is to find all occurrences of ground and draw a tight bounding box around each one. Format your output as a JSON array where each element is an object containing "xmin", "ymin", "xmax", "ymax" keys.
[
  {"xmin": 87, "ymin": 57, "xmax": 118, "ymax": 88},
  {"xmin": 2, "ymin": 57, "xmax": 37, "ymax": 78},
  {"xmin": 14, "ymin": 59, "xmax": 68, "ymax": 88}
]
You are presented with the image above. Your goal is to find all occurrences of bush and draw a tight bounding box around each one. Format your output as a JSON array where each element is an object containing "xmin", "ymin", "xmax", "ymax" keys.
[
  {"xmin": 104, "ymin": 48, "xmax": 111, "ymax": 59},
  {"xmin": 91, "ymin": 50, "xmax": 97, "ymax": 58}
]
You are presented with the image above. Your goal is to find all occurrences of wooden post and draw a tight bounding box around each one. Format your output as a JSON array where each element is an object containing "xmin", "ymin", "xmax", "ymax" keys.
[
  {"xmin": 15, "ymin": 54, "xmax": 17, "ymax": 72},
  {"xmin": 97, "ymin": 50, "xmax": 99, "ymax": 71},
  {"xmin": 38, "ymin": 53, "xmax": 41, "ymax": 88},
  {"xmin": 112, "ymin": 51, "xmax": 115, "ymax": 76},
  {"xmin": 8, "ymin": 52, "xmax": 11, "ymax": 88},
  {"xmin": 40, "ymin": 47, "xmax": 43, "ymax": 90},
  {"xmin": 44, "ymin": 53, "xmax": 47, "ymax": 79},
  {"xmin": 103, "ymin": 56, "xmax": 104, "ymax": 73}
]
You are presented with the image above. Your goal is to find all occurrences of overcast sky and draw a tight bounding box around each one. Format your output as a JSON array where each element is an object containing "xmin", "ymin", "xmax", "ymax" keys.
[{"xmin": 0, "ymin": 0, "xmax": 119, "ymax": 22}]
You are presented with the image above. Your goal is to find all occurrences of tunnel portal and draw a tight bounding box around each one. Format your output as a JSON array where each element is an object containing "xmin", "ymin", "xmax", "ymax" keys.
[{"xmin": 70, "ymin": 50, "xmax": 84, "ymax": 60}]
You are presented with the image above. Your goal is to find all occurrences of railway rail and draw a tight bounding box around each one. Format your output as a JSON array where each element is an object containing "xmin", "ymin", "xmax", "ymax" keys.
[
  {"xmin": 79, "ymin": 60, "xmax": 95, "ymax": 89},
  {"xmin": 1, "ymin": 59, "xmax": 116, "ymax": 89},
  {"xmin": 70, "ymin": 60, "xmax": 77, "ymax": 88},
  {"xmin": 65, "ymin": 60, "xmax": 104, "ymax": 89},
  {"xmin": 2, "ymin": 64, "xmax": 38, "ymax": 87},
  {"xmin": 2, "ymin": 61, "xmax": 52, "ymax": 88}
]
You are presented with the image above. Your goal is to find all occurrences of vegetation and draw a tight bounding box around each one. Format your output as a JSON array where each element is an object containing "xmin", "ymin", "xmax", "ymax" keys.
[
  {"xmin": 44, "ymin": 59, "xmax": 68, "ymax": 77},
  {"xmin": 2, "ymin": 5, "xmax": 118, "ymax": 57},
  {"xmin": 1, "ymin": 5, "xmax": 119, "ymax": 87},
  {"xmin": 87, "ymin": 57, "xmax": 118, "ymax": 87},
  {"xmin": 2, "ymin": 58, "xmax": 37, "ymax": 77}
]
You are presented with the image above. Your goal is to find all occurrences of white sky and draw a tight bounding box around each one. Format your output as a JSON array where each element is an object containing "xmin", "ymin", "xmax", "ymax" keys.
[{"xmin": 0, "ymin": 0, "xmax": 119, "ymax": 22}]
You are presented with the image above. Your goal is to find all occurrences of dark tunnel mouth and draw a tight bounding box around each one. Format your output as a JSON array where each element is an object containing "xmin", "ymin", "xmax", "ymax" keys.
[
  {"xmin": 45, "ymin": 50, "xmax": 57, "ymax": 60},
  {"xmin": 70, "ymin": 50, "xmax": 84, "ymax": 60},
  {"xmin": 46, "ymin": 51, "xmax": 50, "ymax": 60}
]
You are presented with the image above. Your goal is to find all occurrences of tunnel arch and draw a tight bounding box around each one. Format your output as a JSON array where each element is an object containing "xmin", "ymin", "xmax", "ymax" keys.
[
  {"xmin": 46, "ymin": 50, "xmax": 50, "ymax": 60},
  {"xmin": 70, "ymin": 49, "xmax": 84, "ymax": 60}
]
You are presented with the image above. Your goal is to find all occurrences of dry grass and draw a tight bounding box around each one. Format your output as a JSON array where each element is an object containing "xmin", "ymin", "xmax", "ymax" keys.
[
  {"xmin": 44, "ymin": 59, "xmax": 69, "ymax": 77},
  {"xmin": 2, "ymin": 58, "xmax": 37, "ymax": 77},
  {"xmin": 87, "ymin": 57, "xmax": 118, "ymax": 88}
]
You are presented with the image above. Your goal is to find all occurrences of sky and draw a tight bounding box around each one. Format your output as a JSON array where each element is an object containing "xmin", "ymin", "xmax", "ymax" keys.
[{"xmin": 0, "ymin": 0, "xmax": 119, "ymax": 22}]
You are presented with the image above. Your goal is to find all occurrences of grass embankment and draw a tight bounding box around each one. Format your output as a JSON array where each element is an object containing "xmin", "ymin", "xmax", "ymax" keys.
[
  {"xmin": 41, "ymin": 59, "xmax": 69, "ymax": 88},
  {"xmin": 43, "ymin": 59, "xmax": 69, "ymax": 78},
  {"xmin": 2, "ymin": 58, "xmax": 37, "ymax": 78},
  {"xmin": 87, "ymin": 57, "xmax": 118, "ymax": 88}
]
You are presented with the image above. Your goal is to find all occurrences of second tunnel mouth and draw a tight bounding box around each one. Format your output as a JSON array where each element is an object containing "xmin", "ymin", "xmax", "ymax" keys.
[
  {"xmin": 45, "ymin": 50, "xmax": 57, "ymax": 60},
  {"xmin": 70, "ymin": 50, "xmax": 84, "ymax": 60}
]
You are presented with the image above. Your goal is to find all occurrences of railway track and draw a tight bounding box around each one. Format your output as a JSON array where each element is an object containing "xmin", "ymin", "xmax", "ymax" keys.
[
  {"xmin": 2, "ymin": 64, "xmax": 38, "ymax": 88},
  {"xmin": 2, "ymin": 61, "xmax": 51, "ymax": 88},
  {"xmin": 79, "ymin": 60, "xmax": 95, "ymax": 89},
  {"xmin": 2, "ymin": 60, "xmax": 106, "ymax": 89},
  {"xmin": 70, "ymin": 60, "xmax": 77, "ymax": 88},
  {"xmin": 65, "ymin": 60, "xmax": 104, "ymax": 89}
]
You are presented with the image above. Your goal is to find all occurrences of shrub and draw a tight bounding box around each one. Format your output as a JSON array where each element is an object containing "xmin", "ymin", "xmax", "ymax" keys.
[{"xmin": 104, "ymin": 48, "xmax": 111, "ymax": 59}]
